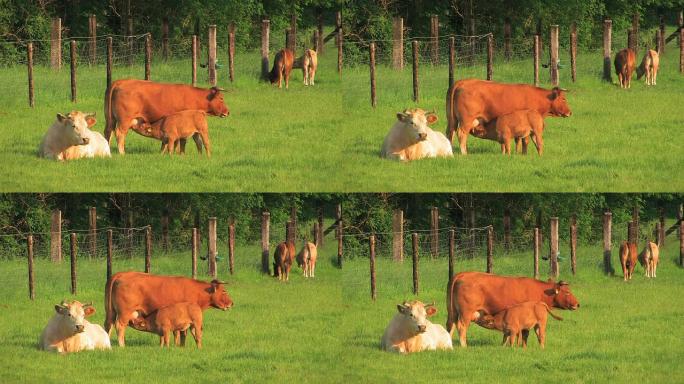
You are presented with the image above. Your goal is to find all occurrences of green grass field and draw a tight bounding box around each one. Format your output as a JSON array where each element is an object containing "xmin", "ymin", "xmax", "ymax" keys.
[
  {"xmin": 0, "ymin": 42, "xmax": 682, "ymax": 192},
  {"xmin": 0, "ymin": 239, "xmax": 682, "ymax": 383}
]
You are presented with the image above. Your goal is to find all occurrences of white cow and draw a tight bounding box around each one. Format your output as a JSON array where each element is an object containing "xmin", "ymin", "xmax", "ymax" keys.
[
  {"xmin": 38, "ymin": 111, "xmax": 111, "ymax": 161},
  {"xmin": 636, "ymin": 49, "xmax": 660, "ymax": 86},
  {"xmin": 380, "ymin": 300, "xmax": 453, "ymax": 354},
  {"xmin": 639, "ymin": 241, "xmax": 660, "ymax": 278},
  {"xmin": 39, "ymin": 300, "xmax": 111, "ymax": 353},
  {"xmin": 296, "ymin": 241, "xmax": 318, "ymax": 278},
  {"xmin": 380, "ymin": 108, "xmax": 453, "ymax": 161}
]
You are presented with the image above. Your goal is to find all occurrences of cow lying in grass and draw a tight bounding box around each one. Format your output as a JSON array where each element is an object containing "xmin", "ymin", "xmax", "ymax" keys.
[
  {"xmin": 380, "ymin": 108, "xmax": 453, "ymax": 161},
  {"xmin": 133, "ymin": 110, "xmax": 211, "ymax": 156},
  {"xmin": 296, "ymin": 241, "xmax": 317, "ymax": 278},
  {"xmin": 130, "ymin": 302, "xmax": 203, "ymax": 348},
  {"xmin": 475, "ymin": 301, "xmax": 563, "ymax": 348},
  {"xmin": 472, "ymin": 109, "xmax": 546, "ymax": 155},
  {"xmin": 40, "ymin": 300, "xmax": 111, "ymax": 353},
  {"xmin": 639, "ymin": 241, "xmax": 660, "ymax": 278},
  {"xmin": 38, "ymin": 111, "xmax": 111, "ymax": 161},
  {"xmin": 636, "ymin": 49, "xmax": 659, "ymax": 86},
  {"xmin": 381, "ymin": 301, "xmax": 453, "ymax": 354}
]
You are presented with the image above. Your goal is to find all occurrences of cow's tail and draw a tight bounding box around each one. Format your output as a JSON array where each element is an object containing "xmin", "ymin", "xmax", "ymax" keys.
[
  {"xmin": 542, "ymin": 303, "xmax": 563, "ymax": 321},
  {"xmin": 104, "ymin": 273, "xmax": 119, "ymax": 336},
  {"xmin": 104, "ymin": 83, "xmax": 115, "ymax": 143},
  {"xmin": 269, "ymin": 52, "xmax": 281, "ymax": 84},
  {"xmin": 306, "ymin": 242, "xmax": 314, "ymax": 263},
  {"xmin": 446, "ymin": 274, "xmax": 459, "ymax": 337},
  {"xmin": 445, "ymin": 84, "xmax": 460, "ymax": 144}
]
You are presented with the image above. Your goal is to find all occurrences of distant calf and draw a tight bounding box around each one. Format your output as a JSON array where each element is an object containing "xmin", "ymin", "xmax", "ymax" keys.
[
  {"xmin": 135, "ymin": 111, "xmax": 211, "ymax": 156},
  {"xmin": 619, "ymin": 241, "xmax": 638, "ymax": 281},
  {"xmin": 40, "ymin": 300, "xmax": 111, "ymax": 353},
  {"xmin": 296, "ymin": 241, "xmax": 318, "ymax": 278},
  {"xmin": 474, "ymin": 110, "xmax": 546, "ymax": 155},
  {"xmin": 270, "ymin": 49, "xmax": 294, "ymax": 89},
  {"xmin": 381, "ymin": 301, "xmax": 453, "ymax": 354},
  {"xmin": 303, "ymin": 49, "xmax": 318, "ymax": 86},
  {"xmin": 636, "ymin": 49, "xmax": 659, "ymax": 86},
  {"xmin": 476, "ymin": 301, "xmax": 562, "ymax": 348},
  {"xmin": 274, "ymin": 241, "xmax": 296, "ymax": 281},
  {"xmin": 130, "ymin": 302, "xmax": 203, "ymax": 348},
  {"xmin": 39, "ymin": 111, "xmax": 110, "ymax": 161},
  {"xmin": 638, "ymin": 241, "xmax": 659, "ymax": 278},
  {"xmin": 614, "ymin": 48, "xmax": 636, "ymax": 89}
]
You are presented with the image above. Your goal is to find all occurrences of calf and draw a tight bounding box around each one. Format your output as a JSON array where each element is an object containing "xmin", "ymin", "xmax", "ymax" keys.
[
  {"xmin": 476, "ymin": 301, "xmax": 563, "ymax": 348},
  {"xmin": 38, "ymin": 112, "xmax": 104, "ymax": 161},
  {"xmin": 39, "ymin": 300, "xmax": 111, "ymax": 353},
  {"xmin": 380, "ymin": 301, "xmax": 453, "ymax": 354},
  {"xmin": 638, "ymin": 241, "xmax": 660, "ymax": 278},
  {"xmin": 636, "ymin": 49, "xmax": 660, "ymax": 86},
  {"xmin": 130, "ymin": 302, "xmax": 203, "ymax": 348},
  {"xmin": 136, "ymin": 110, "xmax": 211, "ymax": 157},
  {"xmin": 296, "ymin": 241, "xmax": 318, "ymax": 278},
  {"xmin": 473, "ymin": 109, "xmax": 545, "ymax": 155},
  {"xmin": 380, "ymin": 108, "xmax": 453, "ymax": 161},
  {"xmin": 270, "ymin": 49, "xmax": 294, "ymax": 89},
  {"xmin": 619, "ymin": 241, "xmax": 638, "ymax": 281},
  {"xmin": 273, "ymin": 241, "xmax": 295, "ymax": 281},
  {"xmin": 303, "ymin": 49, "xmax": 318, "ymax": 86},
  {"xmin": 614, "ymin": 48, "xmax": 636, "ymax": 89}
]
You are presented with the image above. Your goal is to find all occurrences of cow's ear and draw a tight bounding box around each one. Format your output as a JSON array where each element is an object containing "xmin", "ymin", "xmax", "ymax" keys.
[
  {"xmin": 426, "ymin": 113, "xmax": 438, "ymax": 125},
  {"xmin": 55, "ymin": 305, "xmax": 67, "ymax": 315},
  {"xmin": 85, "ymin": 115, "xmax": 97, "ymax": 128},
  {"xmin": 548, "ymin": 88, "xmax": 561, "ymax": 100},
  {"xmin": 56, "ymin": 113, "xmax": 67, "ymax": 123},
  {"xmin": 396, "ymin": 113, "xmax": 407, "ymax": 122},
  {"xmin": 397, "ymin": 304, "xmax": 408, "ymax": 314},
  {"xmin": 84, "ymin": 306, "xmax": 96, "ymax": 317},
  {"xmin": 425, "ymin": 306, "xmax": 438, "ymax": 317}
]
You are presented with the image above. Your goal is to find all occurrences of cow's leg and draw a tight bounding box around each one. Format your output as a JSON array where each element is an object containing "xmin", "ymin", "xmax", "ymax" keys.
[
  {"xmin": 115, "ymin": 316, "xmax": 130, "ymax": 347},
  {"xmin": 522, "ymin": 329, "xmax": 530, "ymax": 348},
  {"xmin": 198, "ymin": 131, "xmax": 211, "ymax": 157},
  {"xmin": 168, "ymin": 138, "xmax": 176, "ymax": 156},
  {"xmin": 504, "ymin": 139, "xmax": 512, "ymax": 155},
  {"xmin": 115, "ymin": 128, "xmax": 128, "ymax": 155},
  {"xmin": 191, "ymin": 133, "xmax": 203, "ymax": 154},
  {"xmin": 456, "ymin": 316, "xmax": 471, "ymax": 347},
  {"xmin": 194, "ymin": 324, "xmax": 202, "ymax": 349},
  {"xmin": 285, "ymin": 69, "xmax": 290, "ymax": 89},
  {"xmin": 311, "ymin": 67, "xmax": 316, "ymax": 85}
]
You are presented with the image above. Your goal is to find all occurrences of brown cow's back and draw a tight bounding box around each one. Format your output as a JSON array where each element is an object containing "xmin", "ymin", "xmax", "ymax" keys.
[{"xmin": 614, "ymin": 49, "xmax": 636, "ymax": 89}]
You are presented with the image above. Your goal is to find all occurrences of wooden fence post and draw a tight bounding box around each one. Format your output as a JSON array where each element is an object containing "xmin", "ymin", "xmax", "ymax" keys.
[
  {"xmin": 88, "ymin": 207, "xmax": 97, "ymax": 258},
  {"xmin": 161, "ymin": 213, "xmax": 169, "ymax": 253},
  {"xmin": 261, "ymin": 212, "xmax": 270, "ymax": 274},
  {"xmin": 570, "ymin": 215, "xmax": 577, "ymax": 275},
  {"xmin": 571, "ymin": 23, "xmax": 577, "ymax": 83},
  {"xmin": 392, "ymin": 209, "xmax": 403, "ymax": 262},
  {"xmin": 370, "ymin": 43, "xmax": 376, "ymax": 108},
  {"xmin": 27, "ymin": 43, "xmax": 34, "ymax": 108},
  {"xmin": 660, "ymin": 208, "xmax": 666, "ymax": 247},
  {"xmin": 449, "ymin": 37, "xmax": 455, "ymax": 88},
  {"xmin": 392, "ymin": 17, "xmax": 403, "ymax": 70},
  {"xmin": 228, "ymin": 220, "xmax": 235, "ymax": 275},
  {"xmin": 534, "ymin": 35, "xmax": 540, "ymax": 86},
  {"xmin": 50, "ymin": 18, "xmax": 61, "ymax": 70},
  {"xmin": 317, "ymin": 208, "xmax": 324, "ymax": 247},
  {"xmin": 192, "ymin": 228, "xmax": 198, "ymax": 279},
  {"xmin": 503, "ymin": 209, "xmax": 511, "ymax": 252},
  {"xmin": 659, "ymin": 16, "xmax": 666, "ymax": 55},
  {"xmin": 633, "ymin": 12, "xmax": 640, "ymax": 57},
  {"xmin": 448, "ymin": 229, "xmax": 455, "ymax": 280},
  {"xmin": 533, "ymin": 227, "xmax": 540, "ymax": 279},
  {"xmin": 628, "ymin": 221, "xmax": 636, "ymax": 245},
  {"xmin": 487, "ymin": 33, "xmax": 493, "ymax": 81},
  {"xmin": 486, "ymin": 226, "xmax": 493, "ymax": 273},
  {"xmin": 603, "ymin": 19, "xmax": 612, "ymax": 82},
  {"xmin": 337, "ymin": 11, "xmax": 343, "ymax": 75},
  {"xmin": 145, "ymin": 33, "xmax": 151, "ymax": 80},
  {"xmin": 106, "ymin": 37, "xmax": 113, "ymax": 90},
  {"xmin": 550, "ymin": 217, "xmax": 559, "ymax": 278},
  {"xmin": 412, "ymin": 233, "xmax": 419, "ymax": 295},
  {"xmin": 313, "ymin": 223, "xmax": 320, "ymax": 248},
  {"xmin": 370, "ymin": 235, "xmax": 376, "ymax": 301},
  {"xmin": 430, "ymin": 207, "xmax": 439, "ymax": 258},
  {"xmin": 290, "ymin": 205, "xmax": 298, "ymax": 242},
  {"xmin": 70, "ymin": 40, "xmax": 77, "ymax": 102},
  {"xmin": 88, "ymin": 15, "xmax": 97, "ymax": 65},
  {"xmin": 106, "ymin": 229, "xmax": 113, "ymax": 282},
  {"xmin": 208, "ymin": 25, "xmax": 217, "ymax": 86},
  {"xmin": 28, "ymin": 235, "xmax": 35, "ymax": 300},
  {"xmin": 126, "ymin": 18, "xmax": 134, "ymax": 66},
  {"xmin": 208, "ymin": 217, "xmax": 217, "ymax": 278},
  {"xmin": 430, "ymin": 15, "xmax": 439, "ymax": 65},
  {"xmin": 51, "ymin": 209, "xmax": 62, "ymax": 262},
  {"xmin": 412, "ymin": 40, "xmax": 419, "ymax": 102},
  {"xmin": 192, "ymin": 35, "xmax": 198, "ymax": 87},
  {"xmin": 313, "ymin": 29, "xmax": 319, "ymax": 53},
  {"xmin": 680, "ymin": 211, "xmax": 684, "ymax": 267},
  {"xmin": 679, "ymin": 11, "xmax": 683, "ymax": 48},
  {"xmin": 290, "ymin": 13, "xmax": 297, "ymax": 52},
  {"xmin": 229, "ymin": 28, "xmax": 235, "ymax": 82},
  {"xmin": 628, "ymin": 29, "xmax": 635, "ymax": 53},
  {"xmin": 680, "ymin": 22, "xmax": 684, "ymax": 74},
  {"xmin": 550, "ymin": 25, "xmax": 559, "ymax": 86},
  {"xmin": 603, "ymin": 211, "xmax": 613, "ymax": 275},
  {"xmin": 504, "ymin": 18, "xmax": 512, "ymax": 61},
  {"xmin": 70, "ymin": 233, "xmax": 77, "ymax": 295},
  {"xmin": 145, "ymin": 226, "xmax": 152, "ymax": 273},
  {"xmin": 162, "ymin": 17, "xmax": 169, "ymax": 61}
]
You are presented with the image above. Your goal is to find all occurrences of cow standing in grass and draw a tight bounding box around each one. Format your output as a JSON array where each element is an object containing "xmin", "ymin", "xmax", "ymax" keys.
[
  {"xmin": 40, "ymin": 300, "xmax": 111, "ymax": 353},
  {"xmin": 619, "ymin": 241, "xmax": 638, "ymax": 281},
  {"xmin": 269, "ymin": 49, "xmax": 294, "ymax": 89},
  {"xmin": 381, "ymin": 301, "xmax": 453, "ymax": 354},
  {"xmin": 274, "ymin": 241, "xmax": 296, "ymax": 281},
  {"xmin": 475, "ymin": 301, "xmax": 563, "ymax": 349},
  {"xmin": 473, "ymin": 109, "xmax": 546, "ymax": 155},
  {"xmin": 636, "ymin": 49, "xmax": 660, "ymax": 86},
  {"xmin": 639, "ymin": 241, "xmax": 660, "ymax": 278},
  {"xmin": 302, "ymin": 49, "xmax": 318, "ymax": 86},
  {"xmin": 615, "ymin": 48, "xmax": 636, "ymax": 89},
  {"xmin": 296, "ymin": 241, "xmax": 318, "ymax": 278},
  {"xmin": 130, "ymin": 302, "xmax": 203, "ymax": 348},
  {"xmin": 133, "ymin": 110, "xmax": 211, "ymax": 156}
]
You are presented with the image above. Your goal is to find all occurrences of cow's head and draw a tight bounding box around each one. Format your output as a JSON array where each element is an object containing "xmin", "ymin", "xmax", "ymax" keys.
[
  {"xmin": 548, "ymin": 88, "xmax": 572, "ymax": 118},
  {"xmin": 54, "ymin": 300, "xmax": 95, "ymax": 334},
  {"xmin": 207, "ymin": 87, "xmax": 230, "ymax": 117},
  {"xmin": 396, "ymin": 108, "xmax": 438, "ymax": 143},
  {"xmin": 545, "ymin": 280, "xmax": 580, "ymax": 310},
  {"xmin": 396, "ymin": 300, "xmax": 437, "ymax": 334},
  {"xmin": 207, "ymin": 280, "xmax": 233, "ymax": 310},
  {"xmin": 57, "ymin": 112, "xmax": 96, "ymax": 146}
]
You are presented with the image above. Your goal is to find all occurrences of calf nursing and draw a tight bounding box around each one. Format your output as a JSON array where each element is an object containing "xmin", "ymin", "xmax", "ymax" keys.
[
  {"xmin": 130, "ymin": 302, "xmax": 204, "ymax": 348},
  {"xmin": 476, "ymin": 301, "xmax": 563, "ymax": 348},
  {"xmin": 474, "ymin": 109, "xmax": 546, "ymax": 155}
]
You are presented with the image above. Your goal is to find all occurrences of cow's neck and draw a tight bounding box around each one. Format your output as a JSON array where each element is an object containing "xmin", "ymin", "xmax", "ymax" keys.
[{"xmin": 537, "ymin": 280, "xmax": 556, "ymax": 307}]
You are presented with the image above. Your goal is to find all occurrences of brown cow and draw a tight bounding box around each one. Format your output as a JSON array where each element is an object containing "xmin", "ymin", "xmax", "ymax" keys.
[
  {"xmin": 134, "ymin": 111, "xmax": 211, "ymax": 157},
  {"xmin": 636, "ymin": 49, "xmax": 660, "ymax": 86},
  {"xmin": 270, "ymin": 49, "xmax": 294, "ymax": 89},
  {"xmin": 619, "ymin": 241, "xmax": 638, "ymax": 281},
  {"xmin": 104, "ymin": 79, "xmax": 229, "ymax": 154},
  {"xmin": 130, "ymin": 302, "xmax": 203, "ymax": 348},
  {"xmin": 446, "ymin": 79, "xmax": 571, "ymax": 154},
  {"xmin": 104, "ymin": 271, "xmax": 232, "ymax": 347},
  {"xmin": 446, "ymin": 272, "xmax": 579, "ymax": 347},
  {"xmin": 472, "ymin": 109, "xmax": 546, "ymax": 155},
  {"xmin": 273, "ymin": 241, "xmax": 296, "ymax": 281},
  {"xmin": 614, "ymin": 48, "xmax": 636, "ymax": 89},
  {"xmin": 476, "ymin": 301, "xmax": 563, "ymax": 349}
]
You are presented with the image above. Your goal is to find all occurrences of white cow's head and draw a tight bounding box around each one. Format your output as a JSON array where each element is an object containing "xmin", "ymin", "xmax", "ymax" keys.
[
  {"xmin": 396, "ymin": 300, "xmax": 437, "ymax": 334},
  {"xmin": 395, "ymin": 108, "xmax": 438, "ymax": 143},
  {"xmin": 56, "ymin": 111, "xmax": 96, "ymax": 146},
  {"xmin": 54, "ymin": 300, "xmax": 95, "ymax": 334}
]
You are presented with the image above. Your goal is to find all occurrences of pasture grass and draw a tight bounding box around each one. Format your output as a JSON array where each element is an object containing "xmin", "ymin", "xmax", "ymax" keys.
[
  {"xmin": 0, "ymin": 240, "xmax": 682, "ymax": 383},
  {"xmin": 0, "ymin": 46, "xmax": 682, "ymax": 192}
]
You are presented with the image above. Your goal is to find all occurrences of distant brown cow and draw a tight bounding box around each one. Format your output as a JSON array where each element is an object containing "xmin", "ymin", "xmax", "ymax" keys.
[
  {"xmin": 130, "ymin": 302, "xmax": 203, "ymax": 348},
  {"xmin": 274, "ymin": 241, "xmax": 296, "ymax": 281},
  {"xmin": 476, "ymin": 301, "xmax": 563, "ymax": 348},
  {"xmin": 619, "ymin": 241, "xmax": 638, "ymax": 281},
  {"xmin": 446, "ymin": 79, "xmax": 571, "ymax": 154},
  {"xmin": 135, "ymin": 110, "xmax": 211, "ymax": 156},
  {"xmin": 270, "ymin": 49, "xmax": 294, "ymax": 89},
  {"xmin": 636, "ymin": 49, "xmax": 660, "ymax": 86},
  {"xmin": 472, "ymin": 110, "xmax": 546, "ymax": 155},
  {"xmin": 104, "ymin": 79, "xmax": 229, "ymax": 154},
  {"xmin": 614, "ymin": 48, "xmax": 636, "ymax": 89}
]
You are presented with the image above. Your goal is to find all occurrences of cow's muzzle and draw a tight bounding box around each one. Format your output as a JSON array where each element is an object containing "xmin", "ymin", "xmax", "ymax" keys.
[
  {"xmin": 417, "ymin": 325, "xmax": 427, "ymax": 333},
  {"xmin": 220, "ymin": 112, "xmax": 229, "ymax": 117},
  {"xmin": 417, "ymin": 133, "xmax": 427, "ymax": 141},
  {"xmin": 81, "ymin": 137, "xmax": 90, "ymax": 145},
  {"xmin": 75, "ymin": 325, "xmax": 85, "ymax": 333}
]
